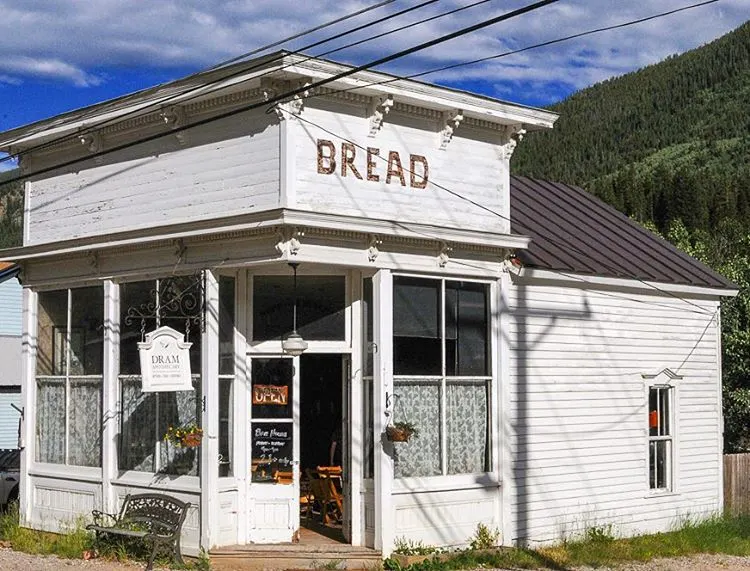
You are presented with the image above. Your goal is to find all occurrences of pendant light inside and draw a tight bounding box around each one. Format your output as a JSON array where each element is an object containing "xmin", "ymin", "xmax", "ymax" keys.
[{"xmin": 281, "ymin": 262, "xmax": 308, "ymax": 356}]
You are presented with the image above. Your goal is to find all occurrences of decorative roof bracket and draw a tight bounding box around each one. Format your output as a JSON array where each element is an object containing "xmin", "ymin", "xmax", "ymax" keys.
[
  {"xmin": 439, "ymin": 109, "xmax": 463, "ymax": 150},
  {"xmin": 368, "ymin": 95, "xmax": 394, "ymax": 137},
  {"xmin": 160, "ymin": 105, "xmax": 188, "ymax": 146},
  {"xmin": 498, "ymin": 124, "xmax": 526, "ymax": 160}
]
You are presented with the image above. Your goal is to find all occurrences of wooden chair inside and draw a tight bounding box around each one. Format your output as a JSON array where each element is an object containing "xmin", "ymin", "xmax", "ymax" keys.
[
  {"xmin": 274, "ymin": 470, "xmax": 293, "ymax": 485},
  {"xmin": 306, "ymin": 468, "xmax": 342, "ymax": 524}
]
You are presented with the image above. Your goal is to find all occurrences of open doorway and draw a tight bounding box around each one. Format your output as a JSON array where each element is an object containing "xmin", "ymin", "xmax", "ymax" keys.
[{"xmin": 300, "ymin": 354, "xmax": 346, "ymax": 543}]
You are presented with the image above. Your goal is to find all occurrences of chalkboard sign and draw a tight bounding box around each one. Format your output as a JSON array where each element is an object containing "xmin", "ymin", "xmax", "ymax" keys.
[{"xmin": 251, "ymin": 422, "xmax": 293, "ymax": 483}]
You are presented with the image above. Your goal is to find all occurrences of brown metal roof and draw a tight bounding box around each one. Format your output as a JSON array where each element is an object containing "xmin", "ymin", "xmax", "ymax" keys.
[{"xmin": 510, "ymin": 176, "xmax": 735, "ymax": 290}]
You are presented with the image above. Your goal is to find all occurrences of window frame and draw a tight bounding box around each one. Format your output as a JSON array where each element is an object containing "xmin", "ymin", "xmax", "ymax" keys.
[
  {"xmin": 391, "ymin": 275, "xmax": 493, "ymax": 481},
  {"xmin": 115, "ymin": 276, "xmax": 203, "ymax": 478},
  {"xmin": 646, "ymin": 382, "xmax": 676, "ymax": 493},
  {"xmin": 34, "ymin": 286, "xmax": 104, "ymax": 469}
]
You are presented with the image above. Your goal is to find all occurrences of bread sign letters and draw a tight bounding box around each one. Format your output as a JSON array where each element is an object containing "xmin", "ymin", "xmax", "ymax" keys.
[
  {"xmin": 317, "ymin": 139, "xmax": 429, "ymax": 189},
  {"xmin": 138, "ymin": 326, "xmax": 193, "ymax": 392}
]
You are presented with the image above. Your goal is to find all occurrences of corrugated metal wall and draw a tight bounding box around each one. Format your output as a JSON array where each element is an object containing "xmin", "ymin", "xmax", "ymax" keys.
[
  {"xmin": 0, "ymin": 392, "xmax": 21, "ymax": 449},
  {"xmin": 0, "ymin": 278, "xmax": 22, "ymax": 336}
]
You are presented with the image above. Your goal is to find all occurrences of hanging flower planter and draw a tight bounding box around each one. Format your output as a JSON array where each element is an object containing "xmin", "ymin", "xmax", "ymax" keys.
[
  {"xmin": 386, "ymin": 422, "xmax": 418, "ymax": 443},
  {"xmin": 164, "ymin": 424, "xmax": 203, "ymax": 448}
]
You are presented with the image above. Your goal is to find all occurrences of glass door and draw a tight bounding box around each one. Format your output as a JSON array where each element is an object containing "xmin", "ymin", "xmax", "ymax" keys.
[{"xmin": 247, "ymin": 356, "xmax": 300, "ymax": 543}]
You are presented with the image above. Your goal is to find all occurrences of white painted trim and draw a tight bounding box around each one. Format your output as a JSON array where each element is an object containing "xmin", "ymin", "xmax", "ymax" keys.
[
  {"xmin": 498, "ymin": 270, "xmax": 513, "ymax": 546},
  {"xmin": 279, "ymin": 115, "xmax": 296, "ymax": 209},
  {"xmin": 373, "ymin": 269, "xmax": 394, "ymax": 554},
  {"xmin": 514, "ymin": 267, "xmax": 737, "ymax": 298},
  {"xmin": 102, "ymin": 280, "xmax": 119, "ymax": 515},
  {"xmin": 490, "ymin": 279, "xmax": 503, "ymax": 537},
  {"xmin": 19, "ymin": 287, "xmax": 37, "ymax": 527},
  {"xmin": 349, "ymin": 271, "xmax": 363, "ymax": 546},
  {"xmin": 202, "ymin": 270, "xmax": 220, "ymax": 549},
  {"xmin": 22, "ymin": 181, "xmax": 30, "ymax": 246},
  {"xmin": 0, "ymin": 53, "xmax": 556, "ymax": 150},
  {"xmin": 0, "ymin": 208, "xmax": 529, "ymax": 262},
  {"xmin": 235, "ymin": 270, "xmax": 249, "ymax": 544},
  {"xmin": 715, "ymin": 307, "xmax": 724, "ymax": 513}
]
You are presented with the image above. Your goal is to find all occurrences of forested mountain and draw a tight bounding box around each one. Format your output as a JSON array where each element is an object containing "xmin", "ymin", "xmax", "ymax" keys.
[
  {"xmin": 515, "ymin": 21, "xmax": 750, "ymax": 453},
  {"xmin": 514, "ymin": 20, "xmax": 750, "ymax": 234},
  {"xmin": 0, "ymin": 171, "xmax": 22, "ymax": 249}
]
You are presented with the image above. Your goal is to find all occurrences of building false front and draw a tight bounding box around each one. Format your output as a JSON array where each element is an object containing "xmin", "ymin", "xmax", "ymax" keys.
[{"xmin": 0, "ymin": 53, "xmax": 734, "ymax": 556}]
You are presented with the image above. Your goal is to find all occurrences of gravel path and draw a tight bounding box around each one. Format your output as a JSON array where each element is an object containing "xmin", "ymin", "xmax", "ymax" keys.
[{"xmin": 3, "ymin": 549, "xmax": 750, "ymax": 570}]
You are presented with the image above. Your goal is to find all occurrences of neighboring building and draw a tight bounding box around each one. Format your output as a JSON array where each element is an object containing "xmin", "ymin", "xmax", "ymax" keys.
[
  {"xmin": 0, "ymin": 53, "xmax": 736, "ymax": 558},
  {"xmin": 0, "ymin": 262, "xmax": 21, "ymax": 450}
]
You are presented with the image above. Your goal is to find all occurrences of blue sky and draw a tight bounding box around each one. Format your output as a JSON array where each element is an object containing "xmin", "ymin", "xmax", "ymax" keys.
[{"xmin": 0, "ymin": 0, "xmax": 748, "ymax": 169}]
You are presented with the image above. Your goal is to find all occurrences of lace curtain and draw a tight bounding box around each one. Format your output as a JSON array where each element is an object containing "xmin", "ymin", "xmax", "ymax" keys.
[
  {"xmin": 36, "ymin": 379, "xmax": 65, "ymax": 464},
  {"xmin": 120, "ymin": 377, "xmax": 200, "ymax": 476},
  {"xmin": 37, "ymin": 377, "xmax": 102, "ymax": 466},
  {"xmin": 393, "ymin": 381, "xmax": 441, "ymax": 478},
  {"xmin": 447, "ymin": 382, "xmax": 488, "ymax": 474}
]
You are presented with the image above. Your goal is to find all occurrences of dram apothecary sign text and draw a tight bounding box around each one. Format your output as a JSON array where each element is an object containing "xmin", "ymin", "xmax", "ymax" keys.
[{"xmin": 138, "ymin": 326, "xmax": 193, "ymax": 392}]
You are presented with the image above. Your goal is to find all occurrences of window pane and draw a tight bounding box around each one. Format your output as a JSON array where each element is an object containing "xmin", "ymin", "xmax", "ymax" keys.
[
  {"xmin": 69, "ymin": 378, "xmax": 102, "ymax": 467},
  {"xmin": 219, "ymin": 276, "xmax": 236, "ymax": 375},
  {"xmin": 158, "ymin": 379, "xmax": 201, "ymax": 476},
  {"xmin": 120, "ymin": 282, "xmax": 154, "ymax": 375},
  {"xmin": 120, "ymin": 378, "xmax": 156, "ymax": 472},
  {"xmin": 37, "ymin": 290, "xmax": 68, "ymax": 376},
  {"xmin": 219, "ymin": 378, "xmax": 233, "ymax": 478},
  {"xmin": 446, "ymin": 282, "xmax": 489, "ymax": 376},
  {"xmin": 160, "ymin": 276, "xmax": 203, "ymax": 373},
  {"xmin": 36, "ymin": 378, "xmax": 65, "ymax": 464},
  {"xmin": 253, "ymin": 276, "xmax": 346, "ymax": 341},
  {"xmin": 447, "ymin": 382, "xmax": 489, "ymax": 474},
  {"xmin": 252, "ymin": 359, "xmax": 293, "ymax": 419},
  {"xmin": 393, "ymin": 380, "xmax": 441, "ymax": 478},
  {"xmin": 364, "ymin": 379, "xmax": 374, "ymax": 479},
  {"xmin": 650, "ymin": 439, "xmax": 670, "ymax": 489},
  {"xmin": 393, "ymin": 278, "xmax": 441, "ymax": 375},
  {"xmin": 649, "ymin": 387, "xmax": 670, "ymax": 437},
  {"xmin": 71, "ymin": 287, "xmax": 104, "ymax": 375}
]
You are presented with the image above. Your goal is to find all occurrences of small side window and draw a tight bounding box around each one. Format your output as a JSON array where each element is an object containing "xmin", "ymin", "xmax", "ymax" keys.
[{"xmin": 648, "ymin": 385, "xmax": 673, "ymax": 491}]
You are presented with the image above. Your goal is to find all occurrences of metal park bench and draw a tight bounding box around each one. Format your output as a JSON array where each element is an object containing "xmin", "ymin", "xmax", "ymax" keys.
[{"xmin": 86, "ymin": 493, "xmax": 190, "ymax": 570}]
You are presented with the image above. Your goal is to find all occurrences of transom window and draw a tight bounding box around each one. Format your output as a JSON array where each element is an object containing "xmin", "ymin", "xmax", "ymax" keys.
[
  {"xmin": 648, "ymin": 385, "xmax": 673, "ymax": 490},
  {"xmin": 392, "ymin": 276, "xmax": 491, "ymax": 478},
  {"xmin": 36, "ymin": 287, "xmax": 103, "ymax": 467}
]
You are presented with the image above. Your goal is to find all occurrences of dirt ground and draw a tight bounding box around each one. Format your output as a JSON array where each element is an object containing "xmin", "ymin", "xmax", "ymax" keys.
[{"xmin": 3, "ymin": 548, "xmax": 750, "ymax": 570}]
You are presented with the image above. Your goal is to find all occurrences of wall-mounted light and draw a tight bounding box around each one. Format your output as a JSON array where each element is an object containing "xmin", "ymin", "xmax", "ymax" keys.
[{"xmin": 281, "ymin": 262, "xmax": 308, "ymax": 356}]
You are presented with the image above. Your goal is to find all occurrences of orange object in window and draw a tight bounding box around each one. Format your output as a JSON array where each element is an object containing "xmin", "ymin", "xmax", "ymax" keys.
[{"xmin": 649, "ymin": 410, "xmax": 658, "ymax": 429}]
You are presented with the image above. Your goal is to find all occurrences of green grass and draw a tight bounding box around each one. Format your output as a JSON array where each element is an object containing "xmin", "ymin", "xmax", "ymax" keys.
[
  {"xmin": 385, "ymin": 515, "xmax": 750, "ymax": 571},
  {"xmin": 0, "ymin": 502, "xmax": 210, "ymax": 569}
]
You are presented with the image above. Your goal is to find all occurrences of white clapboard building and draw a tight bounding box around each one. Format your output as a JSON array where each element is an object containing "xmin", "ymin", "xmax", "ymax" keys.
[
  {"xmin": 0, "ymin": 263, "xmax": 22, "ymax": 451},
  {"xmin": 0, "ymin": 53, "xmax": 736, "ymax": 558}
]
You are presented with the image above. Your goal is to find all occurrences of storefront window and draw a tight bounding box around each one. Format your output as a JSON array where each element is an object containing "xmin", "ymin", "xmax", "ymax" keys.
[
  {"xmin": 393, "ymin": 277, "xmax": 490, "ymax": 478},
  {"xmin": 118, "ymin": 276, "xmax": 202, "ymax": 476},
  {"xmin": 219, "ymin": 275, "xmax": 235, "ymax": 478},
  {"xmin": 36, "ymin": 287, "xmax": 103, "ymax": 467},
  {"xmin": 253, "ymin": 275, "xmax": 345, "ymax": 341}
]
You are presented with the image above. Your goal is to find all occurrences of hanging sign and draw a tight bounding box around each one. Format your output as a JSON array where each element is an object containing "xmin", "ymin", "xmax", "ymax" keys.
[
  {"xmin": 138, "ymin": 326, "xmax": 193, "ymax": 392},
  {"xmin": 252, "ymin": 385, "xmax": 289, "ymax": 406}
]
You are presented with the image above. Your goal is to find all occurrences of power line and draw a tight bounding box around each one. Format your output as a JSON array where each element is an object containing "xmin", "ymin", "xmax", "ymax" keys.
[
  {"xmin": 282, "ymin": 106, "xmax": 723, "ymax": 316},
  {"xmin": 0, "ymin": 0, "xmax": 424, "ymax": 162},
  {"xmin": 0, "ymin": 0, "xmax": 559, "ymax": 183}
]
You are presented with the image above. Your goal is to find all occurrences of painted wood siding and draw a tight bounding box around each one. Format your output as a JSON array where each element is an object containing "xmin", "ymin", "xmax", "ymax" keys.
[
  {"xmin": 0, "ymin": 392, "xmax": 21, "ymax": 449},
  {"xmin": 293, "ymin": 101, "xmax": 511, "ymax": 235},
  {"xmin": 0, "ymin": 279, "xmax": 21, "ymax": 337},
  {"xmin": 26, "ymin": 110, "xmax": 280, "ymax": 246},
  {"xmin": 506, "ymin": 281, "xmax": 722, "ymax": 543}
]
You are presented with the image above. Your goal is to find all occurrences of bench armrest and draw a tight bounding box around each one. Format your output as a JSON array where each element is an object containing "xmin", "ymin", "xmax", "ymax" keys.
[{"xmin": 91, "ymin": 510, "xmax": 118, "ymax": 527}]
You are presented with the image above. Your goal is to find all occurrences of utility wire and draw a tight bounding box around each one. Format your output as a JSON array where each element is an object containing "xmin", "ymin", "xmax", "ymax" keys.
[
  {"xmin": 282, "ymin": 106, "xmax": 722, "ymax": 316},
  {"xmin": 0, "ymin": 0, "xmax": 420, "ymax": 161},
  {"xmin": 0, "ymin": 0, "xmax": 559, "ymax": 183},
  {"xmin": 4, "ymin": 0, "xmax": 498, "ymax": 166}
]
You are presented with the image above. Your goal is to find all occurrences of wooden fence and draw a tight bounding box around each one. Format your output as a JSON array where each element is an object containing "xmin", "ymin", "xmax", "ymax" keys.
[{"xmin": 724, "ymin": 453, "xmax": 750, "ymax": 515}]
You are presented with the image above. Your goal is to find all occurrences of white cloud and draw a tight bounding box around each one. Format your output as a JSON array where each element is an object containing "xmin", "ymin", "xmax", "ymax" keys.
[{"xmin": 0, "ymin": 0, "xmax": 747, "ymax": 99}]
